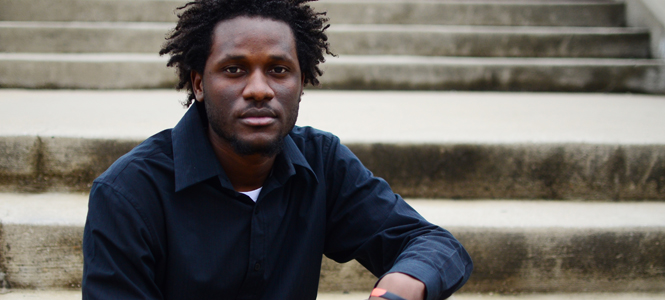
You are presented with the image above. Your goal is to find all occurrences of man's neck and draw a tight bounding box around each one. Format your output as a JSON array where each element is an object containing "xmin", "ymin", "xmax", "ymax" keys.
[{"xmin": 207, "ymin": 128, "xmax": 275, "ymax": 192}]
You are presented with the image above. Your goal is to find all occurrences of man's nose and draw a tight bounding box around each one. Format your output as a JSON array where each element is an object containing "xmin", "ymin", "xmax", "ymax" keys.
[{"xmin": 243, "ymin": 70, "xmax": 275, "ymax": 101}]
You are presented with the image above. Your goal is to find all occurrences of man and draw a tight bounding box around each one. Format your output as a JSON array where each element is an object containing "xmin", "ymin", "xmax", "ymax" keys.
[{"xmin": 82, "ymin": 0, "xmax": 472, "ymax": 299}]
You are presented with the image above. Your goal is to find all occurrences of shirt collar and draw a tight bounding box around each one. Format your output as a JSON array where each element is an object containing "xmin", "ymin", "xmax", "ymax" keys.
[
  {"xmin": 171, "ymin": 101, "xmax": 317, "ymax": 192},
  {"xmin": 273, "ymin": 134, "xmax": 318, "ymax": 186}
]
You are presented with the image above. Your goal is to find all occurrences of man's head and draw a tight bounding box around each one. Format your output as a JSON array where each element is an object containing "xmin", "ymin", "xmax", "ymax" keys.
[{"xmin": 160, "ymin": 0, "xmax": 332, "ymax": 107}]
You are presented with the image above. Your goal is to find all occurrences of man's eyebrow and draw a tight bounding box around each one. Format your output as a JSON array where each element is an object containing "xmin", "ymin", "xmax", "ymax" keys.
[
  {"xmin": 220, "ymin": 54, "xmax": 246, "ymax": 61},
  {"xmin": 215, "ymin": 54, "xmax": 293, "ymax": 62},
  {"xmin": 268, "ymin": 54, "xmax": 292, "ymax": 61}
]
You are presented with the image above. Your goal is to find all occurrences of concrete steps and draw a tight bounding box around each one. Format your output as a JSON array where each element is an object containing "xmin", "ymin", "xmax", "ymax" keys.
[
  {"xmin": 0, "ymin": 22, "xmax": 650, "ymax": 58},
  {"xmin": 2, "ymin": 291, "xmax": 663, "ymax": 300},
  {"xmin": 1, "ymin": 89, "xmax": 665, "ymax": 199},
  {"xmin": 0, "ymin": 0, "xmax": 626, "ymax": 26},
  {"xmin": 2, "ymin": 193, "xmax": 664, "ymax": 292},
  {"xmin": 0, "ymin": 89, "xmax": 664, "ymax": 294},
  {"xmin": 1, "ymin": 0, "xmax": 664, "ymax": 297},
  {"xmin": 1, "ymin": 0, "xmax": 662, "ymax": 92},
  {"xmin": 2, "ymin": 54, "xmax": 663, "ymax": 92}
]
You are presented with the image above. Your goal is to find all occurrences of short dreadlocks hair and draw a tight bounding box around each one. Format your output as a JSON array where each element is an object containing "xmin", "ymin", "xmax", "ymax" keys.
[{"xmin": 159, "ymin": 0, "xmax": 332, "ymax": 107}]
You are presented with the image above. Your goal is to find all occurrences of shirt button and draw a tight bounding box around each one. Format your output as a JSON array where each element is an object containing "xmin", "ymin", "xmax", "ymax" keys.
[{"xmin": 254, "ymin": 262, "xmax": 261, "ymax": 271}]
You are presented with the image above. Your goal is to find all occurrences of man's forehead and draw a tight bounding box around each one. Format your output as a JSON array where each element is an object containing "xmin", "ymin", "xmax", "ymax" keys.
[
  {"xmin": 209, "ymin": 16, "xmax": 297, "ymax": 56},
  {"xmin": 213, "ymin": 15, "xmax": 293, "ymax": 38}
]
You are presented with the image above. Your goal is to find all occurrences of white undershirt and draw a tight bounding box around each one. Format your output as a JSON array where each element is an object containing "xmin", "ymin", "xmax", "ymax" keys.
[{"xmin": 239, "ymin": 187, "xmax": 262, "ymax": 202}]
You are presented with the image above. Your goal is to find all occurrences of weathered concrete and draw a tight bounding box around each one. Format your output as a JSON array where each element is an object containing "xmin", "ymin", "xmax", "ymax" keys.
[
  {"xmin": 348, "ymin": 144, "xmax": 665, "ymax": 200},
  {"xmin": 8, "ymin": 138, "xmax": 665, "ymax": 199},
  {"xmin": 0, "ymin": 22, "xmax": 171, "ymax": 53},
  {"xmin": 1, "ymin": 225, "xmax": 83, "ymax": 289},
  {"xmin": 0, "ymin": 0, "xmax": 626, "ymax": 27},
  {"xmin": 627, "ymin": 0, "xmax": 665, "ymax": 59},
  {"xmin": 313, "ymin": 1, "xmax": 627, "ymax": 27},
  {"xmin": 0, "ymin": 0, "xmax": 183, "ymax": 23},
  {"xmin": 2, "ymin": 194, "xmax": 665, "ymax": 292},
  {"xmin": 2, "ymin": 90, "xmax": 665, "ymax": 199},
  {"xmin": 327, "ymin": 25, "xmax": 650, "ymax": 58},
  {"xmin": 319, "ymin": 56, "xmax": 665, "ymax": 93},
  {"xmin": 0, "ymin": 54, "xmax": 174, "ymax": 89},
  {"xmin": 1, "ymin": 54, "xmax": 664, "ymax": 92},
  {"xmin": 0, "ymin": 22, "xmax": 650, "ymax": 58},
  {"xmin": 2, "ymin": 290, "xmax": 664, "ymax": 300}
]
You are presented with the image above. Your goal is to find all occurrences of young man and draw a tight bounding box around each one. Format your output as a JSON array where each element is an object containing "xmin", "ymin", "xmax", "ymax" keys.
[{"xmin": 82, "ymin": 0, "xmax": 472, "ymax": 299}]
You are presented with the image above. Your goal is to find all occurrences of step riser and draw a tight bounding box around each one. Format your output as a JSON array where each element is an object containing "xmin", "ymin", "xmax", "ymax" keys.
[
  {"xmin": 0, "ymin": 26, "xmax": 650, "ymax": 59},
  {"xmin": 320, "ymin": 60, "xmax": 665, "ymax": 93},
  {"xmin": 328, "ymin": 30, "xmax": 650, "ymax": 58},
  {"xmin": 1, "ymin": 224, "xmax": 83, "ymax": 289},
  {"xmin": 0, "ymin": 0, "xmax": 626, "ymax": 27},
  {"xmin": 2, "ymin": 224, "xmax": 663, "ymax": 292},
  {"xmin": 314, "ymin": 2, "xmax": 627, "ymax": 27},
  {"xmin": 0, "ymin": 26, "xmax": 168, "ymax": 54},
  {"xmin": 322, "ymin": 228, "xmax": 665, "ymax": 293},
  {"xmin": 1, "ymin": 59, "xmax": 663, "ymax": 93},
  {"xmin": 0, "ymin": 0, "xmax": 181, "ymax": 23},
  {"xmin": 2, "ymin": 137, "xmax": 664, "ymax": 200}
]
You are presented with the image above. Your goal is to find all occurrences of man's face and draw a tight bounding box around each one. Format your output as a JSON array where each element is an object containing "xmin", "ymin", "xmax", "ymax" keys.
[{"xmin": 192, "ymin": 16, "xmax": 303, "ymax": 156}]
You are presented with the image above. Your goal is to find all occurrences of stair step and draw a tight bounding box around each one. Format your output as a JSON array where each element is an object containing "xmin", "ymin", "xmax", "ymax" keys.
[
  {"xmin": 0, "ymin": 22, "xmax": 650, "ymax": 58},
  {"xmin": 328, "ymin": 25, "xmax": 650, "ymax": 58},
  {"xmin": 314, "ymin": 1, "xmax": 627, "ymax": 27},
  {"xmin": 1, "ymin": 193, "xmax": 664, "ymax": 292},
  {"xmin": 0, "ymin": 0, "xmax": 626, "ymax": 27},
  {"xmin": 1, "ymin": 89, "xmax": 664, "ymax": 199},
  {"xmin": 1, "ymin": 291, "xmax": 663, "ymax": 300},
  {"xmin": 1, "ymin": 54, "xmax": 663, "ymax": 92}
]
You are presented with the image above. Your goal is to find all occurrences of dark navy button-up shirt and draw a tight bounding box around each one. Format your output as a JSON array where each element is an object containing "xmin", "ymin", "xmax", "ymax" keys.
[{"xmin": 82, "ymin": 102, "xmax": 472, "ymax": 300}]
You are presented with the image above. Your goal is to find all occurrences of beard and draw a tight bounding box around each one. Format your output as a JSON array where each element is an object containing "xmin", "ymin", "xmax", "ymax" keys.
[{"xmin": 204, "ymin": 98, "xmax": 299, "ymax": 157}]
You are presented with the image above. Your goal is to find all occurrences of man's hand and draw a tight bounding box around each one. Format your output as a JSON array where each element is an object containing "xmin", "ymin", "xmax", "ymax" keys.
[{"xmin": 368, "ymin": 272, "xmax": 426, "ymax": 300}]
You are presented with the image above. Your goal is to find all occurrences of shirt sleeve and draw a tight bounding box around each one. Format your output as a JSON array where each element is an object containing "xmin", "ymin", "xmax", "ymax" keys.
[
  {"xmin": 82, "ymin": 182, "xmax": 165, "ymax": 300},
  {"xmin": 323, "ymin": 137, "xmax": 473, "ymax": 300}
]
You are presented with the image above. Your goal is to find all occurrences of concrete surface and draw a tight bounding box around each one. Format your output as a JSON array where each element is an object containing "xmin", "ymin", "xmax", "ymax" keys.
[
  {"xmin": 2, "ymin": 90, "xmax": 665, "ymax": 198},
  {"xmin": 2, "ymin": 193, "xmax": 664, "ymax": 292},
  {"xmin": 0, "ymin": 0, "xmax": 625, "ymax": 27},
  {"xmin": 326, "ymin": 25, "xmax": 650, "ymax": 58},
  {"xmin": 1, "ymin": 291, "xmax": 665, "ymax": 300},
  {"xmin": 627, "ymin": 0, "xmax": 665, "ymax": 58},
  {"xmin": 1, "ymin": 22, "xmax": 650, "ymax": 58},
  {"xmin": 2, "ymin": 89, "xmax": 665, "ymax": 144},
  {"xmin": 1, "ymin": 54, "xmax": 664, "ymax": 92},
  {"xmin": 4, "ymin": 193, "xmax": 665, "ymax": 228}
]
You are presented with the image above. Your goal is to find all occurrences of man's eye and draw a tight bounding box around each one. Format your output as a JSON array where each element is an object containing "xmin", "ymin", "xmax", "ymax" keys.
[
  {"xmin": 225, "ymin": 67, "xmax": 242, "ymax": 74},
  {"xmin": 272, "ymin": 67, "xmax": 287, "ymax": 74}
]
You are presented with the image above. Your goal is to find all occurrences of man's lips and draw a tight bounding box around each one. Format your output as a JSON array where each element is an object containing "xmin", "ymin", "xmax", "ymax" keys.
[
  {"xmin": 239, "ymin": 108, "xmax": 277, "ymax": 126},
  {"xmin": 241, "ymin": 116, "xmax": 275, "ymax": 126}
]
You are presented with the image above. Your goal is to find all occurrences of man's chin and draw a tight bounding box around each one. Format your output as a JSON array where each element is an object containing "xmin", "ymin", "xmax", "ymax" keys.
[{"xmin": 230, "ymin": 138, "xmax": 284, "ymax": 157}]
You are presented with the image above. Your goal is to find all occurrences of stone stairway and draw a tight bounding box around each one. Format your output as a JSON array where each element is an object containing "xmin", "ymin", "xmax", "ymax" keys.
[
  {"xmin": 1, "ymin": 0, "xmax": 665, "ymax": 298},
  {"xmin": 1, "ymin": 0, "xmax": 664, "ymax": 92}
]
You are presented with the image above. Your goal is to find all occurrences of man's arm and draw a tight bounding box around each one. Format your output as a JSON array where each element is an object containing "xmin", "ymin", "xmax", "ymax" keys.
[
  {"xmin": 323, "ymin": 138, "xmax": 473, "ymax": 300},
  {"xmin": 82, "ymin": 182, "xmax": 165, "ymax": 300}
]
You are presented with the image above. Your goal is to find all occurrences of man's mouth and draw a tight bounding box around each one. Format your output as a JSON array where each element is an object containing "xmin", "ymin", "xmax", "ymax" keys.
[{"xmin": 239, "ymin": 109, "xmax": 277, "ymax": 127}]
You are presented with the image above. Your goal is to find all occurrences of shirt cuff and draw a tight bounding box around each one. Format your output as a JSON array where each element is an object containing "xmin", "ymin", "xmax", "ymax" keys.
[{"xmin": 380, "ymin": 261, "xmax": 440, "ymax": 300}]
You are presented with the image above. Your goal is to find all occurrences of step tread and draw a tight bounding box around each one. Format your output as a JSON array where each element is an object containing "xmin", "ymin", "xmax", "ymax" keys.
[
  {"xmin": 1, "ymin": 53, "xmax": 661, "ymax": 66},
  {"xmin": 1, "ymin": 89, "xmax": 664, "ymax": 145},
  {"xmin": 3, "ymin": 193, "xmax": 665, "ymax": 228},
  {"xmin": 0, "ymin": 290, "xmax": 664, "ymax": 300},
  {"xmin": 0, "ymin": 0, "xmax": 625, "ymax": 26},
  {"xmin": 0, "ymin": 21, "xmax": 648, "ymax": 35}
]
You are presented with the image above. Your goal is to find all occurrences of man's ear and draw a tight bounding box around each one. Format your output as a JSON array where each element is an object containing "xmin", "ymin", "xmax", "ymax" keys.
[{"xmin": 191, "ymin": 70, "xmax": 204, "ymax": 102}]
